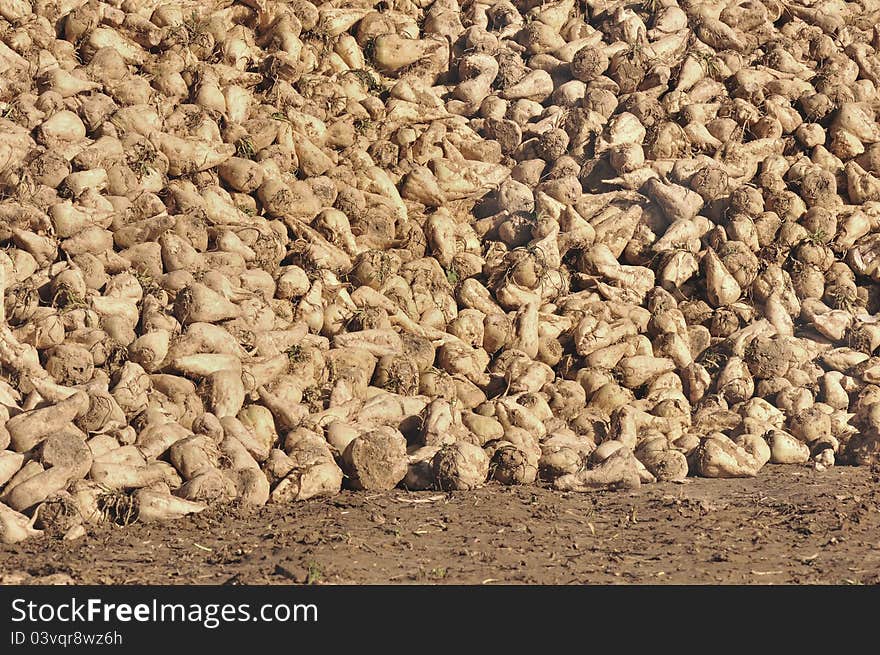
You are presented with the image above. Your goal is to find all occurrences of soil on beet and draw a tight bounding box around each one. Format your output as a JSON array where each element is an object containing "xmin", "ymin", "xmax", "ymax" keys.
[{"xmin": 3, "ymin": 466, "xmax": 880, "ymax": 585}]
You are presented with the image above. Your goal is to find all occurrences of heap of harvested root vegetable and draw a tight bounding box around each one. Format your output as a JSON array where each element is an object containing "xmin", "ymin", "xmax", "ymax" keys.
[{"xmin": 3, "ymin": 0, "xmax": 880, "ymax": 543}]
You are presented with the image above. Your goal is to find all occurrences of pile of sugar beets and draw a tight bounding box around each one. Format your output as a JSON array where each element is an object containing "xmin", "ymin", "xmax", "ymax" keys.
[{"xmin": 2, "ymin": 0, "xmax": 880, "ymax": 543}]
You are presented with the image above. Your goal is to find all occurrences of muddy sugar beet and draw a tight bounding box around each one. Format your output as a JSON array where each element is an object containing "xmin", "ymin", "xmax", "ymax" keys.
[{"xmin": 3, "ymin": 0, "xmax": 880, "ymax": 543}]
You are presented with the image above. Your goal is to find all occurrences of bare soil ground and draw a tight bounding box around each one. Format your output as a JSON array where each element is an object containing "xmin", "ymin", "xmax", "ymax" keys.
[{"xmin": 3, "ymin": 465, "xmax": 880, "ymax": 585}]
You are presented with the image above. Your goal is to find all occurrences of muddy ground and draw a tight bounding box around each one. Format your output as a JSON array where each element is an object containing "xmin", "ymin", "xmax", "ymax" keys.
[{"xmin": 2, "ymin": 465, "xmax": 880, "ymax": 585}]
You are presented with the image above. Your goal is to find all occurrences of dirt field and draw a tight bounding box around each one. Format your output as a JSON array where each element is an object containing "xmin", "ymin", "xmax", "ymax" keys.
[{"xmin": 2, "ymin": 465, "xmax": 880, "ymax": 585}]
